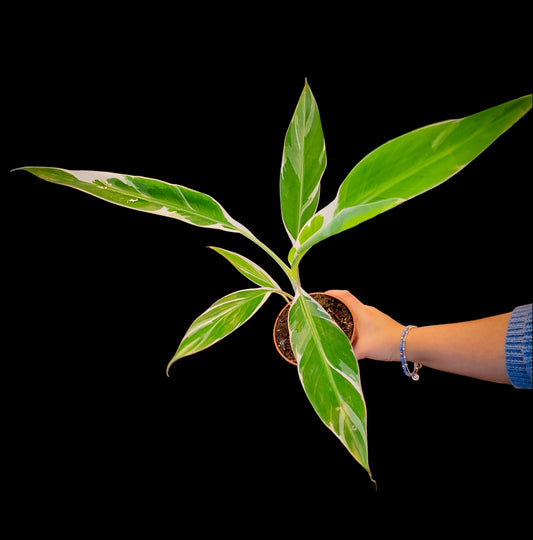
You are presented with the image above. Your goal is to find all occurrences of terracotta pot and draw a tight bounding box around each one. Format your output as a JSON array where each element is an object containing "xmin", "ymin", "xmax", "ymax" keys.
[{"xmin": 273, "ymin": 292, "xmax": 356, "ymax": 365}]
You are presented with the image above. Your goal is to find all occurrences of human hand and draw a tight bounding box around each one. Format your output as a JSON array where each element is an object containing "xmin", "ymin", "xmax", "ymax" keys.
[{"xmin": 325, "ymin": 290, "xmax": 404, "ymax": 362}]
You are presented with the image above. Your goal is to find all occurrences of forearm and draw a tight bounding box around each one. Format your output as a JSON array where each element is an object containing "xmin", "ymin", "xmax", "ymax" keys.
[
  {"xmin": 406, "ymin": 313, "xmax": 512, "ymax": 384},
  {"xmin": 326, "ymin": 290, "xmax": 518, "ymax": 385}
]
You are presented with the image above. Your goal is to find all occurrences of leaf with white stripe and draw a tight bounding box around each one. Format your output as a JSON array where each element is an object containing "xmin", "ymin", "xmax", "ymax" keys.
[
  {"xmin": 16, "ymin": 167, "xmax": 250, "ymax": 234},
  {"xmin": 290, "ymin": 94, "xmax": 532, "ymax": 265},
  {"xmin": 280, "ymin": 80, "xmax": 326, "ymax": 245},
  {"xmin": 209, "ymin": 246, "xmax": 281, "ymax": 290},
  {"xmin": 167, "ymin": 288, "xmax": 273, "ymax": 373},
  {"xmin": 289, "ymin": 289, "xmax": 372, "ymax": 479}
]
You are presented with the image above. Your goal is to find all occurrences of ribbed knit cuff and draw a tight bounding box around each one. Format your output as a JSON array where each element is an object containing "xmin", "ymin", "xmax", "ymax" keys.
[{"xmin": 505, "ymin": 304, "xmax": 532, "ymax": 389}]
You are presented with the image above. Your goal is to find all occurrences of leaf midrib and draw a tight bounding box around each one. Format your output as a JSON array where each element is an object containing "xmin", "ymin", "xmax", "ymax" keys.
[{"xmin": 295, "ymin": 90, "xmax": 308, "ymax": 237}]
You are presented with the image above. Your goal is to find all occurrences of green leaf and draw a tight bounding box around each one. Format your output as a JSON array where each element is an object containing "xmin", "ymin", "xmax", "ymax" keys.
[
  {"xmin": 15, "ymin": 167, "xmax": 251, "ymax": 235},
  {"xmin": 208, "ymin": 246, "xmax": 281, "ymax": 290},
  {"xmin": 290, "ymin": 94, "xmax": 532, "ymax": 265},
  {"xmin": 288, "ymin": 289, "xmax": 371, "ymax": 478},
  {"xmin": 167, "ymin": 288, "xmax": 273, "ymax": 373},
  {"xmin": 280, "ymin": 80, "xmax": 326, "ymax": 245}
]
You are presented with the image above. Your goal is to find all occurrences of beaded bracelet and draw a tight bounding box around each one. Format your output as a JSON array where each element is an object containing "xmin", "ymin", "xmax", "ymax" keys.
[{"xmin": 400, "ymin": 325, "xmax": 422, "ymax": 381}]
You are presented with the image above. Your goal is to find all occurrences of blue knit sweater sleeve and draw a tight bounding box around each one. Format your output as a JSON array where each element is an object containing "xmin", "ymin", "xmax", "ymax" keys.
[{"xmin": 505, "ymin": 304, "xmax": 532, "ymax": 389}]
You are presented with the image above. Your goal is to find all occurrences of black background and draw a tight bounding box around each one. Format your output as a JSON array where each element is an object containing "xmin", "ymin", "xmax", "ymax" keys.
[{"xmin": 4, "ymin": 5, "xmax": 531, "ymax": 535}]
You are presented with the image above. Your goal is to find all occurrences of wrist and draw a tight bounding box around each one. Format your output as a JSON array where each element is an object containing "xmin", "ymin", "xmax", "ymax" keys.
[
  {"xmin": 385, "ymin": 323, "xmax": 406, "ymax": 362},
  {"xmin": 386, "ymin": 324, "xmax": 419, "ymax": 363}
]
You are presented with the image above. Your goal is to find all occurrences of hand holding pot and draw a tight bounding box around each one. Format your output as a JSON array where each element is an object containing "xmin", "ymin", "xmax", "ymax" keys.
[{"xmin": 325, "ymin": 290, "xmax": 403, "ymax": 363}]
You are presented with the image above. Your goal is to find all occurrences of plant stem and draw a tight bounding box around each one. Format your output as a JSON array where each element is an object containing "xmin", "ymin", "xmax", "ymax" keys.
[
  {"xmin": 241, "ymin": 230, "xmax": 298, "ymax": 291},
  {"xmin": 290, "ymin": 260, "xmax": 301, "ymax": 288},
  {"xmin": 273, "ymin": 290, "xmax": 294, "ymax": 303}
]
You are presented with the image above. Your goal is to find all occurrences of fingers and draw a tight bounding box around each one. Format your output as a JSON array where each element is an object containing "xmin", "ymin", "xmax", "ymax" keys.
[
  {"xmin": 325, "ymin": 290, "xmax": 362, "ymax": 349},
  {"xmin": 324, "ymin": 289, "xmax": 402, "ymax": 361},
  {"xmin": 324, "ymin": 289, "xmax": 363, "ymax": 308}
]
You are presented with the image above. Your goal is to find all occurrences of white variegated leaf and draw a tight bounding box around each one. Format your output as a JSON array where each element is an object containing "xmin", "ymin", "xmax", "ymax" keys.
[
  {"xmin": 290, "ymin": 94, "xmax": 532, "ymax": 265},
  {"xmin": 289, "ymin": 289, "xmax": 372, "ymax": 478},
  {"xmin": 209, "ymin": 246, "xmax": 281, "ymax": 290},
  {"xmin": 16, "ymin": 167, "xmax": 251, "ymax": 234},
  {"xmin": 167, "ymin": 288, "xmax": 273, "ymax": 373},
  {"xmin": 280, "ymin": 80, "xmax": 326, "ymax": 244}
]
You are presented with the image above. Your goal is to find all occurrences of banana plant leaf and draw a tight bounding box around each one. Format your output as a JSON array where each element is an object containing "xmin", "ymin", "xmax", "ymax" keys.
[
  {"xmin": 280, "ymin": 79, "xmax": 326, "ymax": 245},
  {"xmin": 209, "ymin": 246, "xmax": 281, "ymax": 290},
  {"xmin": 167, "ymin": 288, "xmax": 273, "ymax": 373},
  {"xmin": 15, "ymin": 167, "xmax": 251, "ymax": 235},
  {"xmin": 290, "ymin": 94, "xmax": 532, "ymax": 265},
  {"xmin": 289, "ymin": 289, "xmax": 372, "ymax": 479}
]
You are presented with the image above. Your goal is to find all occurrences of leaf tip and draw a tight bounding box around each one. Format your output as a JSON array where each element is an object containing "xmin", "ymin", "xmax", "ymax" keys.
[
  {"xmin": 166, "ymin": 357, "xmax": 178, "ymax": 377},
  {"xmin": 10, "ymin": 166, "xmax": 31, "ymax": 174},
  {"xmin": 369, "ymin": 473, "xmax": 377, "ymax": 490}
]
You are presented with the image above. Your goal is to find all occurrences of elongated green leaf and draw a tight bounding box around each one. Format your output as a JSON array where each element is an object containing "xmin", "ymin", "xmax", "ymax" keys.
[
  {"xmin": 280, "ymin": 80, "xmax": 326, "ymax": 244},
  {"xmin": 167, "ymin": 288, "xmax": 273, "ymax": 373},
  {"xmin": 289, "ymin": 289, "xmax": 371, "ymax": 478},
  {"xmin": 209, "ymin": 246, "xmax": 281, "ymax": 290},
  {"xmin": 291, "ymin": 94, "xmax": 532, "ymax": 264},
  {"xmin": 15, "ymin": 167, "xmax": 251, "ymax": 235}
]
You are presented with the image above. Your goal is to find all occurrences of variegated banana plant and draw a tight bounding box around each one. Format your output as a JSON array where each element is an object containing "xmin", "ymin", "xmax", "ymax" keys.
[{"xmin": 15, "ymin": 82, "xmax": 531, "ymax": 481}]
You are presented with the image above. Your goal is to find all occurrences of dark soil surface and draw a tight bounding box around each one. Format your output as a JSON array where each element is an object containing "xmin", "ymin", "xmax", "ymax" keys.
[{"xmin": 273, "ymin": 293, "xmax": 355, "ymax": 365}]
